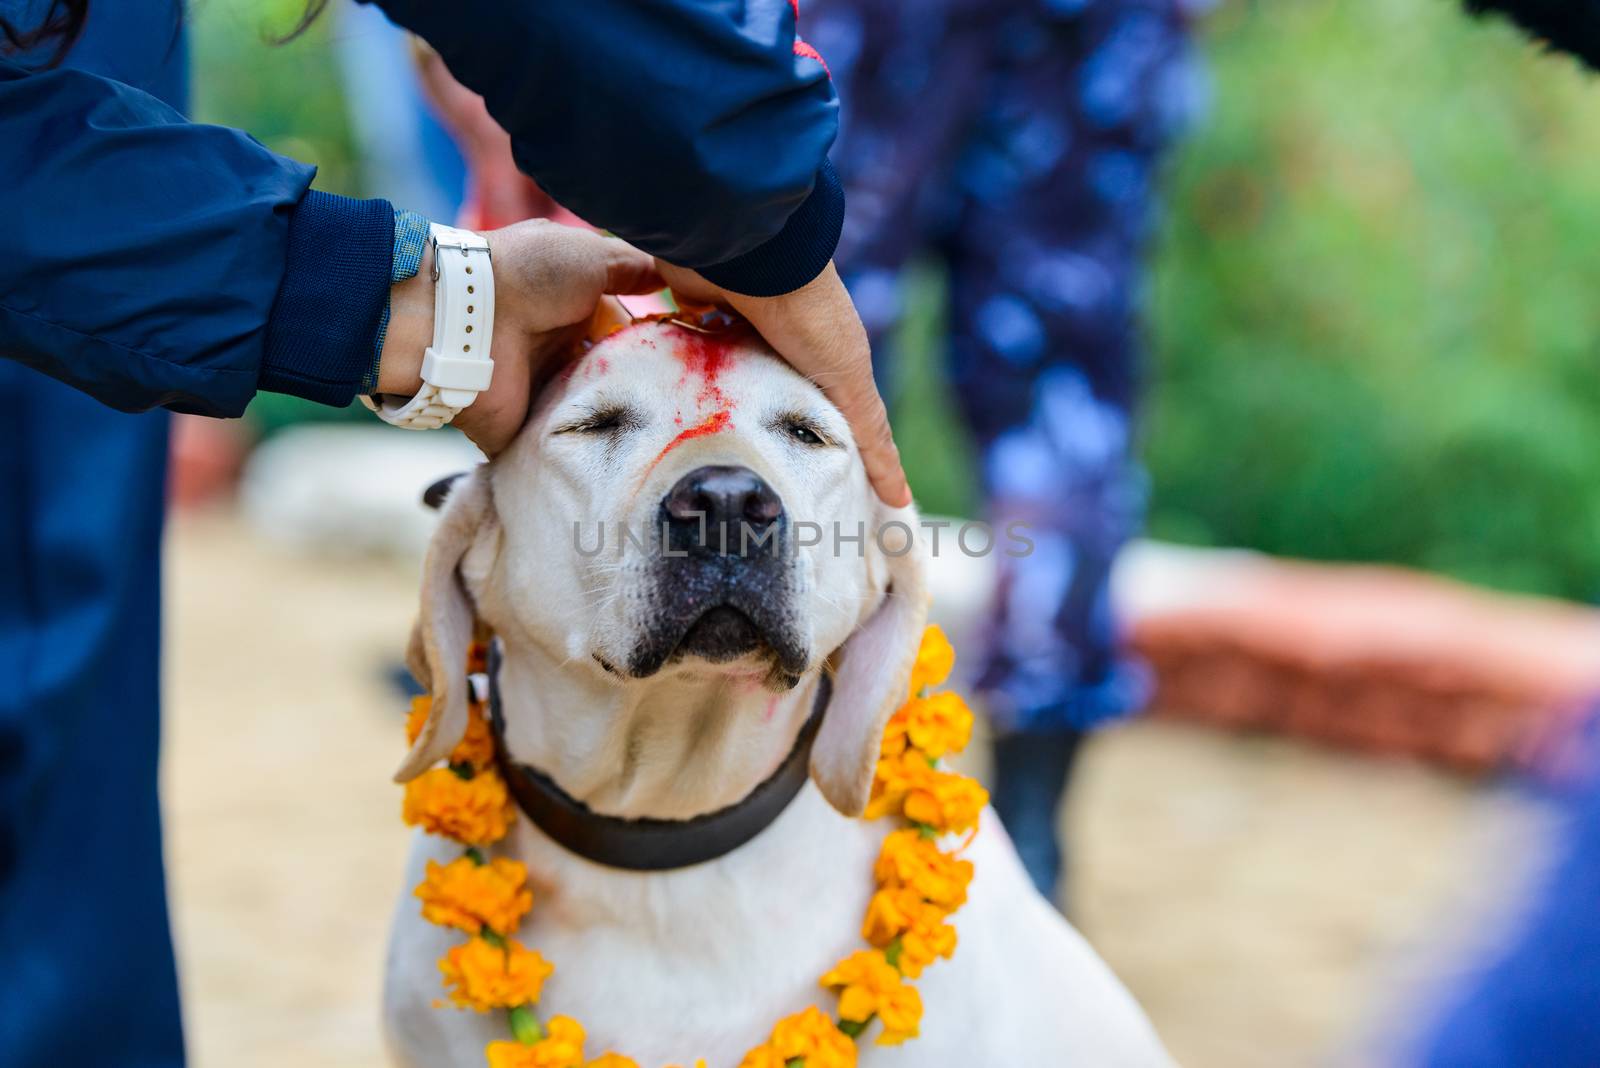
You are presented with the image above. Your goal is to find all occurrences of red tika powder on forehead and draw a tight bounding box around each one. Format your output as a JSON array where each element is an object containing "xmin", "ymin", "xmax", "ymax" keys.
[
  {"xmin": 642, "ymin": 409, "xmax": 732, "ymax": 480},
  {"xmin": 675, "ymin": 329, "xmax": 739, "ymax": 410}
]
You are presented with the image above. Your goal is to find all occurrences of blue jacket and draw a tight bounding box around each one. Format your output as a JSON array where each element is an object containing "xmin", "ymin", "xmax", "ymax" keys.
[{"xmin": 0, "ymin": 0, "xmax": 841, "ymax": 416}]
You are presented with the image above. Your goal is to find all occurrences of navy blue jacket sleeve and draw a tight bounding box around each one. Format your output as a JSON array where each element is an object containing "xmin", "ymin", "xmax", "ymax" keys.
[
  {"xmin": 374, "ymin": 0, "xmax": 843, "ymax": 296},
  {"xmin": 0, "ymin": 59, "xmax": 394, "ymax": 416}
]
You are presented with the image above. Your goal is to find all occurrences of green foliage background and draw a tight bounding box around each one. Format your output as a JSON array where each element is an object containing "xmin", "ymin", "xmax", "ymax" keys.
[
  {"xmin": 192, "ymin": 0, "xmax": 361, "ymax": 197},
  {"xmin": 1142, "ymin": 0, "xmax": 1600, "ymax": 600},
  {"xmin": 192, "ymin": 0, "xmax": 1600, "ymax": 600}
]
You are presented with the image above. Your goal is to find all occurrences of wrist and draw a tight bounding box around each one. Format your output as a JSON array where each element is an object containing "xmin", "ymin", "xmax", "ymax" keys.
[
  {"xmin": 365, "ymin": 225, "xmax": 497, "ymax": 431},
  {"xmin": 376, "ymin": 241, "xmax": 436, "ymax": 396}
]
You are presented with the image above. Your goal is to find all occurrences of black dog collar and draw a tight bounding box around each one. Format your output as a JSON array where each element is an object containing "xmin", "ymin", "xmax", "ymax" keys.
[{"xmin": 487, "ymin": 643, "xmax": 829, "ymax": 872}]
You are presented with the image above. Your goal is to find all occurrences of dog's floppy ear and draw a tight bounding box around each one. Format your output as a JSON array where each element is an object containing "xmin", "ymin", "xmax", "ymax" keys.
[
  {"xmin": 811, "ymin": 505, "xmax": 929, "ymax": 816},
  {"xmin": 394, "ymin": 467, "xmax": 495, "ymax": 783}
]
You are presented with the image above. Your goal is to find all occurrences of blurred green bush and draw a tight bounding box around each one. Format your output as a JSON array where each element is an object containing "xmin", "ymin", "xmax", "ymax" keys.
[
  {"xmin": 192, "ymin": 0, "xmax": 360, "ymax": 196},
  {"xmin": 1145, "ymin": 0, "xmax": 1600, "ymax": 600}
]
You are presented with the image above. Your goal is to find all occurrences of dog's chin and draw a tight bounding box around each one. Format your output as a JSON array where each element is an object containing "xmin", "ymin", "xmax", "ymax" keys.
[
  {"xmin": 677, "ymin": 605, "xmax": 766, "ymax": 663},
  {"xmin": 622, "ymin": 605, "xmax": 807, "ymax": 689}
]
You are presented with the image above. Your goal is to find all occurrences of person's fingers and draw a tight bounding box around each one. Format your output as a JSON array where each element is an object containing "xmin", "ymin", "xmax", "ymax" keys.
[
  {"xmin": 838, "ymin": 382, "xmax": 912, "ymax": 508},
  {"xmin": 797, "ymin": 344, "xmax": 911, "ymax": 507},
  {"xmin": 738, "ymin": 267, "xmax": 912, "ymax": 508},
  {"xmin": 655, "ymin": 259, "xmax": 725, "ymax": 306},
  {"xmin": 594, "ymin": 236, "xmax": 663, "ymax": 295},
  {"xmin": 454, "ymin": 368, "xmax": 525, "ymax": 457}
]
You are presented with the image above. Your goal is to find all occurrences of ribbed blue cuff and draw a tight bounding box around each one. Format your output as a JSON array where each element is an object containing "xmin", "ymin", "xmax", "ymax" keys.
[
  {"xmin": 697, "ymin": 161, "xmax": 845, "ymax": 297},
  {"xmin": 261, "ymin": 189, "xmax": 395, "ymax": 407},
  {"xmin": 364, "ymin": 208, "xmax": 433, "ymax": 393}
]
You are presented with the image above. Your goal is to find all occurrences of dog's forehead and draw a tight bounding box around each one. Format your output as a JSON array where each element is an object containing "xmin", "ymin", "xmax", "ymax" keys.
[{"xmin": 552, "ymin": 320, "xmax": 829, "ymax": 417}]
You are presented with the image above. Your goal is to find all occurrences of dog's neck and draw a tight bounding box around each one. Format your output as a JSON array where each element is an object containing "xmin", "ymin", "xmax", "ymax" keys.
[{"xmin": 492, "ymin": 635, "xmax": 823, "ymax": 822}]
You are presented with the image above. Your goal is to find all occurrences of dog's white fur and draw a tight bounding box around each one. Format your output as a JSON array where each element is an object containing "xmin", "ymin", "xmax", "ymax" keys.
[{"xmin": 384, "ymin": 321, "xmax": 1175, "ymax": 1067}]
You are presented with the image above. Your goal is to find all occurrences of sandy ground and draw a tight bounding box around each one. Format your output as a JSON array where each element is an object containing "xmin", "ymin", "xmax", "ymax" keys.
[{"xmin": 163, "ymin": 511, "xmax": 1546, "ymax": 1068}]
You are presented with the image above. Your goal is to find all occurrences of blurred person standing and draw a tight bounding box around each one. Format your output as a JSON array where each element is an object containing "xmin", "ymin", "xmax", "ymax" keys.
[
  {"xmin": 0, "ymin": 6, "xmax": 192, "ymax": 1065},
  {"xmin": 0, "ymin": 2, "xmax": 903, "ymax": 1065},
  {"xmin": 800, "ymin": 0, "xmax": 1208, "ymax": 901}
]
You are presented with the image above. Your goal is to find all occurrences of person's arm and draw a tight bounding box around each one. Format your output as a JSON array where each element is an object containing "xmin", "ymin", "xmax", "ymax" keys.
[
  {"xmin": 375, "ymin": 0, "xmax": 911, "ymax": 502},
  {"xmin": 373, "ymin": 0, "xmax": 841, "ymax": 299},
  {"xmin": 0, "ymin": 57, "xmax": 391, "ymax": 416},
  {"xmin": 0, "ymin": 59, "xmax": 659, "ymax": 453}
]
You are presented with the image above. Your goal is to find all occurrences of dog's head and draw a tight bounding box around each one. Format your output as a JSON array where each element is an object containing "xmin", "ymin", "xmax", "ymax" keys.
[{"xmin": 396, "ymin": 316, "xmax": 927, "ymax": 816}]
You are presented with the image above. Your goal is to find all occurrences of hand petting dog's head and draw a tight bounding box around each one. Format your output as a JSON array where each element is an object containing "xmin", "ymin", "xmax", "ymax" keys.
[{"xmin": 399, "ymin": 315, "xmax": 927, "ymax": 816}]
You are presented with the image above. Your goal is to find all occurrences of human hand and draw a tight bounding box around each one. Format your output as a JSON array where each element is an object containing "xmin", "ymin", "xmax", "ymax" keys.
[
  {"xmin": 377, "ymin": 219, "xmax": 661, "ymax": 455},
  {"xmin": 655, "ymin": 260, "xmax": 912, "ymax": 507}
]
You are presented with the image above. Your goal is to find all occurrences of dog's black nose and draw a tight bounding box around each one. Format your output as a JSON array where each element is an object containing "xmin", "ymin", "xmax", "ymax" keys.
[{"xmin": 662, "ymin": 465, "xmax": 784, "ymax": 552}]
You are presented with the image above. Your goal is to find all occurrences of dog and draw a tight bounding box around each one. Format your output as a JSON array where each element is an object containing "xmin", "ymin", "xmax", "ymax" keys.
[{"xmin": 383, "ymin": 315, "xmax": 1176, "ymax": 1067}]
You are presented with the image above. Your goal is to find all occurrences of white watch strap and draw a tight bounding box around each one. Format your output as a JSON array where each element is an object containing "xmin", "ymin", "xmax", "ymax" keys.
[{"xmin": 362, "ymin": 224, "xmax": 495, "ymax": 430}]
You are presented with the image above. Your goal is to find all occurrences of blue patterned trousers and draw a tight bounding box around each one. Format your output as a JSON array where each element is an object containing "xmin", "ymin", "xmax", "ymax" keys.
[{"xmin": 807, "ymin": 0, "xmax": 1204, "ymax": 894}]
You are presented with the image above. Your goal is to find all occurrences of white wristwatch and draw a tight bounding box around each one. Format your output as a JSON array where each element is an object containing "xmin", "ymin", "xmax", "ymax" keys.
[{"xmin": 362, "ymin": 223, "xmax": 495, "ymax": 429}]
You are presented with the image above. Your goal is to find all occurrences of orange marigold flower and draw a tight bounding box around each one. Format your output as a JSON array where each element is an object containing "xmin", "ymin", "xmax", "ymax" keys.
[
  {"xmin": 908, "ymin": 625, "xmax": 954, "ymax": 697},
  {"xmin": 863, "ymin": 749, "xmax": 942, "ymax": 822},
  {"xmin": 402, "ymin": 766, "xmax": 516, "ymax": 844},
  {"xmin": 415, "ymin": 856, "xmax": 533, "ymax": 936},
  {"xmin": 880, "ymin": 691, "xmax": 974, "ymax": 760},
  {"xmin": 861, "ymin": 884, "xmax": 956, "ymax": 978},
  {"xmin": 901, "ymin": 770, "xmax": 987, "ymax": 834},
  {"xmin": 584, "ymin": 1055, "xmax": 640, "ymax": 1068},
  {"xmin": 862, "ymin": 886, "xmax": 919, "ymax": 947},
  {"xmin": 868, "ymin": 751, "xmax": 987, "ymax": 834},
  {"xmin": 486, "ymin": 1015, "xmax": 589, "ymax": 1068},
  {"xmin": 735, "ymin": 1050, "xmax": 784, "ymax": 1068},
  {"xmin": 874, "ymin": 830, "xmax": 973, "ymax": 911},
  {"xmin": 438, "ymin": 936, "xmax": 553, "ymax": 1012},
  {"xmin": 820, "ymin": 950, "xmax": 922, "ymax": 1046},
  {"xmin": 486, "ymin": 1043, "xmax": 527, "ymax": 1068},
  {"xmin": 894, "ymin": 901, "xmax": 958, "ymax": 979},
  {"xmin": 405, "ymin": 695, "xmax": 497, "ymax": 769},
  {"xmin": 738, "ymin": 1006, "xmax": 857, "ymax": 1068}
]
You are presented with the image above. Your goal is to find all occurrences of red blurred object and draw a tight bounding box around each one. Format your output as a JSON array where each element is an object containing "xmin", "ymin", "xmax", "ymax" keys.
[
  {"xmin": 167, "ymin": 413, "xmax": 247, "ymax": 509},
  {"xmin": 1127, "ymin": 557, "xmax": 1600, "ymax": 774}
]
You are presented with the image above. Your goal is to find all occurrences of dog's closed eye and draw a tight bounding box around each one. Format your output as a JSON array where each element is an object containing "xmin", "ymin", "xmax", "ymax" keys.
[
  {"xmin": 553, "ymin": 404, "xmax": 640, "ymax": 436},
  {"xmin": 772, "ymin": 414, "xmax": 837, "ymax": 449}
]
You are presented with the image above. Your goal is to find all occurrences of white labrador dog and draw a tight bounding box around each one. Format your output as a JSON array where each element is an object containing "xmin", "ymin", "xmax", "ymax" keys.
[{"xmin": 384, "ymin": 317, "xmax": 1174, "ymax": 1067}]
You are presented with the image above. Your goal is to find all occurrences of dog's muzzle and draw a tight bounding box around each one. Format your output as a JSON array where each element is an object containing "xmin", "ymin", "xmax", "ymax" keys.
[{"xmin": 626, "ymin": 465, "xmax": 806, "ymax": 683}]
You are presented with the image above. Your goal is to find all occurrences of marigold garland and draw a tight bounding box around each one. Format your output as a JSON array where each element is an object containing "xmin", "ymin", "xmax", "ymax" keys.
[
  {"xmin": 440, "ymin": 935, "xmax": 555, "ymax": 1012},
  {"xmin": 398, "ymin": 624, "xmax": 984, "ymax": 1067},
  {"xmin": 417, "ymin": 856, "xmax": 535, "ymax": 936}
]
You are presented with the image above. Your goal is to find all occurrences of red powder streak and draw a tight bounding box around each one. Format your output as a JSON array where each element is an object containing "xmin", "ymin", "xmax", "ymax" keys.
[
  {"xmin": 675, "ymin": 332, "xmax": 737, "ymax": 410},
  {"xmin": 642, "ymin": 409, "xmax": 731, "ymax": 480}
]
